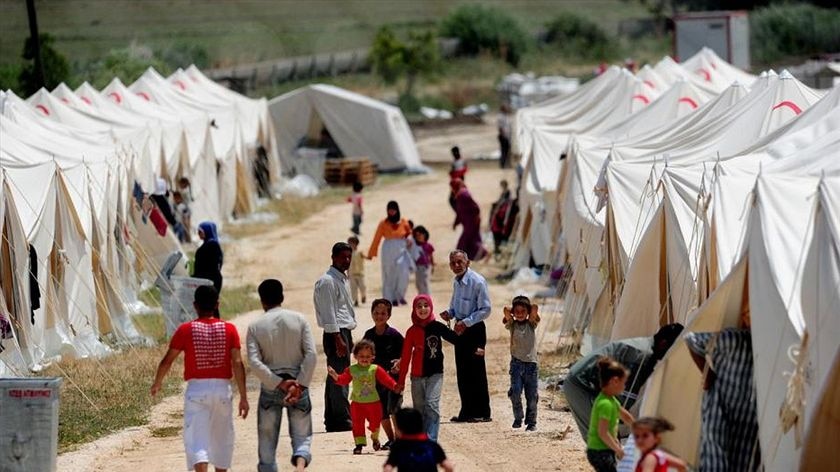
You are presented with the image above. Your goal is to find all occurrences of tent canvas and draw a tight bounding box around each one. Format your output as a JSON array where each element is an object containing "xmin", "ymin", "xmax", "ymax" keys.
[{"xmin": 267, "ymin": 84, "xmax": 423, "ymax": 173}]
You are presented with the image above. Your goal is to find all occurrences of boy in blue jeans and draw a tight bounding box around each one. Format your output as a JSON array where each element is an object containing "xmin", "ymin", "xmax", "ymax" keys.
[{"xmin": 502, "ymin": 295, "xmax": 540, "ymax": 431}]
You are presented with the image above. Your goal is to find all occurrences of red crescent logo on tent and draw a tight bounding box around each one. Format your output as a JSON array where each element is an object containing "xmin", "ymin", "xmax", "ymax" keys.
[
  {"xmin": 175, "ymin": 80, "xmax": 186, "ymax": 90},
  {"xmin": 35, "ymin": 104, "xmax": 50, "ymax": 115},
  {"xmin": 696, "ymin": 68, "xmax": 711, "ymax": 82},
  {"xmin": 80, "ymin": 96, "xmax": 92, "ymax": 105},
  {"xmin": 678, "ymin": 97, "xmax": 698, "ymax": 109},
  {"xmin": 60, "ymin": 97, "xmax": 69, "ymax": 104},
  {"xmin": 136, "ymin": 91, "xmax": 151, "ymax": 101},
  {"xmin": 108, "ymin": 92, "xmax": 122, "ymax": 103},
  {"xmin": 643, "ymin": 80, "xmax": 656, "ymax": 89},
  {"xmin": 772, "ymin": 101, "xmax": 802, "ymax": 115},
  {"xmin": 632, "ymin": 94, "xmax": 650, "ymax": 104}
]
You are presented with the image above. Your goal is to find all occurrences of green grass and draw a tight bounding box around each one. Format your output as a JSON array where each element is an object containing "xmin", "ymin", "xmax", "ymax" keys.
[
  {"xmin": 39, "ymin": 344, "xmax": 182, "ymax": 452},
  {"xmin": 0, "ymin": 0, "xmax": 651, "ymax": 68},
  {"xmin": 149, "ymin": 425, "xmax": 181, "ymax": 438}
]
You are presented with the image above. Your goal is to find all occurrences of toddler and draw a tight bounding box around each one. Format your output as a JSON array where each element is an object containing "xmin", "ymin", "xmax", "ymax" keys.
[
  {"xmin": 383, "ymin": 408, "xmax": 454, "ymax": 472},
  {"xmin": 348, "ymin": 181, "xmax": 364, "ymax": 235},
  {"xmin": 502, "ymin": 295, "xmax": 540, "ymax": 431},
  {"xmin": 631, "ymin": 417, "xmax": 686, "ymax": 472},
  {"xmin": 328, "ymin": 339, "xmax": 403, "ymax": 454},
  {"xmin": 412, "ymin": 226, "xmax": 435, "ymax": 295},
  {"xmin": 348, "ymin": 236, "xmax": 367, "ymax": 306}
]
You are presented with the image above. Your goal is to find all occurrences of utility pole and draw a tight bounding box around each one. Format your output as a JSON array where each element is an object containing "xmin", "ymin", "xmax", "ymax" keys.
[{"xmin": 25, "ymin": 0, "xmax": 46, "ymax": 89}]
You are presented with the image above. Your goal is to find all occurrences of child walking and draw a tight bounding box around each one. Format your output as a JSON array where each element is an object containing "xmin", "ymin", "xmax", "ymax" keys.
[
  {"xmin": 328, "ymin": 339, "xmax": 404, "ymax": 454},
  {"xmin": 586, "ymin": 357, "xmax": 634, "ymax": 472},
  {"xmin": 384, "ymin": 408, "xmax": 455, "ymax": 472},
  {"xmin": 348, "ymin": 181, "xmax": 364, "ymax": 235},
  {"xmin": 412, "ymin": 225, "xmax": 435, "ymax": 295},
  {"xmin": 502, "ymin": 295, "xmax": 540, "ymax": 431},
  {"xmin": 348, "ymin": 236, "xmax": 367, "ymax": 307},
  {"xmin": 397, "ymin": 294, "xmax": 458, "ymax": 441},
  {"xmin": 631, "ymin": 417, "xmax": 687, "ymax": 472},
  {"xmin": 363, "ymin": 299, "xmax": 404, "ymax": 450}
]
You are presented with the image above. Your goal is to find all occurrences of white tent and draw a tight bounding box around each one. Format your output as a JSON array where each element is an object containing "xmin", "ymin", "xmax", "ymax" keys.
[
  {"xmin": 267, "ymin": 84, "xmax": 423, "ymax": 173},
  {"xmin": 560, "ymin": 72, "xmax": 824, "ymax": 341}
]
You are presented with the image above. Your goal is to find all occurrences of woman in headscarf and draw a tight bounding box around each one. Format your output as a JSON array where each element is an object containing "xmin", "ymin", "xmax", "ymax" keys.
[
  {"xmin": 451, "ymin": 178, "xmax": 488, "ymax": 261},
  {"xmin": 193, "ymin": 221, "xmax": 224, "ymax": 293},
  {"xmin": 368, "ymin": 201, "xmax": 413, "ymax": 305}
]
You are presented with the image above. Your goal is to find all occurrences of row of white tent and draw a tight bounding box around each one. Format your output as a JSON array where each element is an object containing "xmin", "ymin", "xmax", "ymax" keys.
[
  {"xmin": 0, "ymin": 68, "xmax": 426, "ymax": 378},
  {"xmin": 0, "ymin": 66, "xmax": 282, "ymax": 376},
  {"xmin": 511, "ymin": 47, "xmax": 839, "ymax": 468}
]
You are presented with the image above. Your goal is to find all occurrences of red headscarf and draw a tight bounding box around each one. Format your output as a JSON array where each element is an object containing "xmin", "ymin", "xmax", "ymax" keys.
[{"xmin": 411, "ymin": 294, "xmax": 435, "ymax": 327}]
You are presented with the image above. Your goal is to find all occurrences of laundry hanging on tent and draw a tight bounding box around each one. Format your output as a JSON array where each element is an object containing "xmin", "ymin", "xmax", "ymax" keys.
[{"xmin": 29, "ymin": 244, "xmax": 40, "ymax": 325}]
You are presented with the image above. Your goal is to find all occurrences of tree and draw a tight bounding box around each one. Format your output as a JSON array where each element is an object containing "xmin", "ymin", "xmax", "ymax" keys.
[
  {"xmin": 370, "ymin": 26, "xmax": 440, "ymax": 103},
  {"xmin": 18, "ymin": 33, "xmax": 70, "ymax": 95},
  {"xmin": 439, "ymin": 4, "xmax": 529, "ymax": 66}
]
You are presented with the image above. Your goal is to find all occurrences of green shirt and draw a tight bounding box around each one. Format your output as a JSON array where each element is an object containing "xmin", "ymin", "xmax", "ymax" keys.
[
  {"xmin": 348, "ymin": 364, "xmax": 381, "ymax": 403},
  {"xmin": 587, "ymin": 392, "xmax": 620, "ymax": 450}
]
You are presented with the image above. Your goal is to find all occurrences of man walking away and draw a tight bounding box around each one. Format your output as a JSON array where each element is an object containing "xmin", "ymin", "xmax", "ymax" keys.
[
  {"xmin": 247, "ymin": 279, "xmax": 317, "ymax": 472},
  {"xmin": 151, "ymin": 286, "xmax": 248, "ymax": 472}
]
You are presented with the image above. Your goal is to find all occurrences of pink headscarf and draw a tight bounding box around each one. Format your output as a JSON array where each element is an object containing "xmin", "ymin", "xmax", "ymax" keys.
[{"xmin": 411, "ymin": 294, "xmax": 435, "ymax": 327}]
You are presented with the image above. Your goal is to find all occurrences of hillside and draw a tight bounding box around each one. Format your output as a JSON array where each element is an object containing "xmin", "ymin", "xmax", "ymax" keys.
[{"xmin": 0, "ymin": 0, "xmax": 651, "ymax": 68}]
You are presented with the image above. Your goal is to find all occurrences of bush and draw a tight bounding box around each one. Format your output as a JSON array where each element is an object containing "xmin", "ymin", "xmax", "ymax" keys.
[
  {"xmin": 439, "ymin": 4, "xmax": 529, "ymax": 66},
  {"xmin": 544, "ymin": 13, "xmax": 616, "ymax": 61},
  {"xmin": 156, "ymin": 41, "xmax": 211, "ymax": 70},
  {"xmin": 76, "ymin": 43, "xmax": 171, "ymax": 89},
  {"xmin": 751, "ymin": 4, "xmax": 840, "ymax": 64},
  {"xmin": 18, "ymin": 33, "xmax": 71, "ymax": 95},
  {"xmin": 0, "ymin": 63, "xmax": 21, "ymax": 93}
]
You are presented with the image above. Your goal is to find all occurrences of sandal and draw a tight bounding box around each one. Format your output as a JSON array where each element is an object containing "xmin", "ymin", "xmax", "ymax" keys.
[
  {"xmin": 372, "ymin": 439, "xmax": 381, "ymax": 451},
  {"xmin": 353, "ymin": 445, "xmax": 363, "ymax": 455},
  {"xmin": 380, "ymin": 440, "xmax": 393, "ymax": 451}
]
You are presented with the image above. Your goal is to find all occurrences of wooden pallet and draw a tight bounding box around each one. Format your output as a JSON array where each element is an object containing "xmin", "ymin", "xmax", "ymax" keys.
[{"xmin": 324, "ymin": 157, "xmax": 377, "ymax": 186}]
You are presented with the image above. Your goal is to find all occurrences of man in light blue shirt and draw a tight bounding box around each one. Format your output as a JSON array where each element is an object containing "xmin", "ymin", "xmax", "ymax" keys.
[
  {"xmin": 313, "ymin": 242, "xmax": 357, "ymax": 432},
  {"xmin": 440, "ymin": 249, "xmax": 492, "ymax": 422}
]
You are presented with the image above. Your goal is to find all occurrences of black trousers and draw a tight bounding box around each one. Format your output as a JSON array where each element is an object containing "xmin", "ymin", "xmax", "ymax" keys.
[
  {"xmin": 498, "ymin": 135, "xmax": 511, "ymax": 169},
  {"xmin": 323, "ymin": 328, "xmax": 354, "ymax": 431},
  {"xmin": 454, "ymin": 321, "xmax": 491, "ymax": 419}
]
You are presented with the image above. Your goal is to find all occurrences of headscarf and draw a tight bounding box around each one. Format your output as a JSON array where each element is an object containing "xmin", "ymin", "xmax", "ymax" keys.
[
  {"xmin": 411, "ymin": 294, "xmax": 435, "ymax": 328},
  {"xmin": 198, "ymin": 221, "xmax": 219, "ymax": 243},
  {"xmin": 386, "ymin": 200, "xmax": 401, "ymax": 224}
]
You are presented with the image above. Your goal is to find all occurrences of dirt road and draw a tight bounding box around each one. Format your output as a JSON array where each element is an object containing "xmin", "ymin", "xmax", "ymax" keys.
[{"xmin": 58, "ymin": 129, "xmax": 588, "ymax": 471}]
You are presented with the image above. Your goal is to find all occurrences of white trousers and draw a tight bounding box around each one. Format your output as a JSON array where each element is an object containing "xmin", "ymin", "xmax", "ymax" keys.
[{"xmin": 183, "ymin": 379, "xmax": 234, "ymax": 470}]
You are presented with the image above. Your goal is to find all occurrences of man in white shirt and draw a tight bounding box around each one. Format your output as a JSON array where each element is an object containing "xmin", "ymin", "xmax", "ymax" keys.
[
  {"xmin": 313, "ymin": 242, "xmax": 357, "ymax": 432},
  {"xmin": 247, "ymin": 279, "xmax": 317, "ymax": 472}
]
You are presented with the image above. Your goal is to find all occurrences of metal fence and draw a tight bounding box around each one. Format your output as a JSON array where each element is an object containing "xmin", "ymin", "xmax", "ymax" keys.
[{"xmin": 206, "ymin": 38, "xmax": 460, "ymax": 93}]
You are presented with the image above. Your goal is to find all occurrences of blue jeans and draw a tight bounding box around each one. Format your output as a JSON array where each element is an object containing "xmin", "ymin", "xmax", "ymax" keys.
[
  {"xmin": 351, "ymin": 214, "xmax": 362, "ymax": 235},
  {"xmin": 410, "ymin": 373, "xmax": 443, "ymax": 441},
  {"xmin": 257, "ymin": 387, "xmax": 313, "ymax": 471},
  {"xmin": 508, "ymin": 358, "xmax": 538, "ymax": 426}
]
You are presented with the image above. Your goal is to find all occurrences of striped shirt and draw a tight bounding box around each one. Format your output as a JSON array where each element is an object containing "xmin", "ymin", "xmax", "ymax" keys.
[{"xmin": 685, "ymin": 329, "xmax": 762, "ymax": 471}]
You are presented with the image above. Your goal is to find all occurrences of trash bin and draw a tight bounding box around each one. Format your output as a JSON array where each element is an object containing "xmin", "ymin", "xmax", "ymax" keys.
[
  {"xmin": 161, "ymin": 276, "xmax": 214, "ymax": 337},
  {"xmin": 0, "ymin": 377, "xmax": 62, "ymax": 472}
]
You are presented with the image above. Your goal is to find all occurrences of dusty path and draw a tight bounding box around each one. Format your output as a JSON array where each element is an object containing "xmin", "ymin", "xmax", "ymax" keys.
[{"xmin": 59, "ymin": 130, "xmax": 588, "ymax": 471}]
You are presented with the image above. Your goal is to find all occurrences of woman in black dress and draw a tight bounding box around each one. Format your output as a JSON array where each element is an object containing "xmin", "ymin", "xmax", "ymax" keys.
[{"xmin": 193, "ymin": 221, "xmax": 223, "ymax": 293}]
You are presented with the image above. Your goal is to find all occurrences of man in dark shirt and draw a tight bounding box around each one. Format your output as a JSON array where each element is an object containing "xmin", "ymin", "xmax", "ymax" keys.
[{"xmin": 563, "ymin": 323, "xmax": 683, "ymax": 438}]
